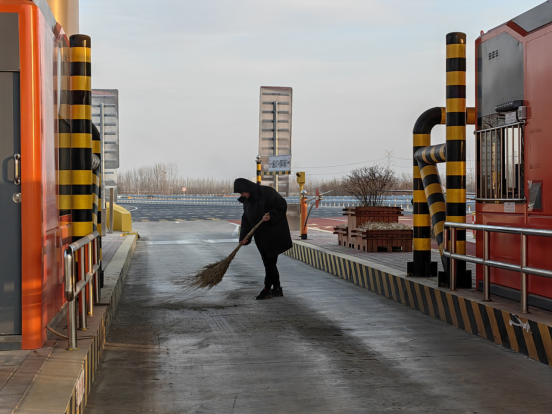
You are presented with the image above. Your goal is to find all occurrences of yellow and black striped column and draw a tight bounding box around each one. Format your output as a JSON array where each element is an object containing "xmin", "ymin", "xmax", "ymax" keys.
[
  {"xmin": 446, "ymin": 32, "xmax": 468, "ymax": 284},
  {"xmin": 408, "ymin": 107, "xmax": 445, "ymax": 277},
  {"xmin": 92, "ymin": 124, "xmax": 101, "ymax": 233},
  {"xmin": 70, "ymin": 35, "xmax": 93, "ymax": 241},
  {"xmin": 58, "ymin": 43, "xmax": 71, "ymax": 216}
]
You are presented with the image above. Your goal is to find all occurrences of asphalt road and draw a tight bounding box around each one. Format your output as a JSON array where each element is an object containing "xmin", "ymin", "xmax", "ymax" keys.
[
  {"xmin": 86, "ymin": 220, "xmax": 552, "ymax": 413},
  {"xmin": 123, "ymin": 202, "xmax": 412, "ymax": 222}
]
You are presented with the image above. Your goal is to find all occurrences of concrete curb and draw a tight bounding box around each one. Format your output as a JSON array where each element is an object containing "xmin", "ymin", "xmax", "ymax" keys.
[
  {"xmin": 16, "ymin": 234, "xmax": 138, "ymax": 414},
  {"xmin": 285, "ymin": 240, "xmax": 552, "ymax": 367}
]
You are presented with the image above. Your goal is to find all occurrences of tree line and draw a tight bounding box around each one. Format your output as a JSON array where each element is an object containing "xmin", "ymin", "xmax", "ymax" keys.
[{"xmin": 117, "ymin": 162, "xmax": 475, "ymax": 199}]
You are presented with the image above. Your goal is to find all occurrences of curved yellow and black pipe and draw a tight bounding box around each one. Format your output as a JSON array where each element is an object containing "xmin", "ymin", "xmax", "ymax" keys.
[
  {"xmin": 418, "ymin": 143, "xmax": 446, "ymax": 164},
  {"xmin": 409, "ymin": 106, "xmax": 475, "ymax": 277},
  {"xmin": 70, "ymin": 34, "xmax": 92, "ymax": 241},
  {"xmin": 414, "ymin": 145, "xmax": 446, "ymax": 264},
  {"xmin": 409, "ymin": 107, "xmax": 445, "ymax": 277}
]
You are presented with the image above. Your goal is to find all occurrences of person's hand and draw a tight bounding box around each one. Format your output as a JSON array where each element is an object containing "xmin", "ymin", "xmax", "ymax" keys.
[
  {"xmin": 262, "ymin": 213, "xmax": 271, "ymax": 222},
  {"xmin": 240, "ymin": 238, "xmax": 249, "ymax": 246}
]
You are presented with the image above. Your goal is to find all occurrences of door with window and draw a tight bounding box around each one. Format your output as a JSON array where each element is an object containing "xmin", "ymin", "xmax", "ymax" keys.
[{"xmin": 0, "ymin": 13, "xmax": 22, "ymax": 336}]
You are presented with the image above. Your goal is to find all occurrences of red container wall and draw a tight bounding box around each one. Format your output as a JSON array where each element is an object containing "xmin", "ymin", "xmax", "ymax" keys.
[{"xmin": 476, "ymin": 23, "xmax": 552, "ymax": 299}]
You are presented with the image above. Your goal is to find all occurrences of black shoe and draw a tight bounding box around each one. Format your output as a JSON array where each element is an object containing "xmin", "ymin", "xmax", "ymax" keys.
[
  {"xmin": 256, "ymin": 288, "xmax": 272, "ymax": 300},
  {"xmin": 271, "ymin": 287, "xmax": 284, "ymax": 297}
]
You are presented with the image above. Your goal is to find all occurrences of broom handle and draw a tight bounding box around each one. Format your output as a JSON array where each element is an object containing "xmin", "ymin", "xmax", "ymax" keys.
[{"xmin": 242, "ymin": 218, "xmax": 265, "ymax": 242}]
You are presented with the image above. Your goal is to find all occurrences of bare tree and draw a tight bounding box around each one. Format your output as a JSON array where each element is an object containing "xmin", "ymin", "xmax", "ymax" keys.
[
  {"xmin": 118, "ymin": 163, "xmax": 235, "ymax": 195},
  {"xmin": 118, "ymin": 162, "xmax": 414, "ymax": 197},
  {"xmin": 395, "ymin": 172, "xmax": 413, "ymax": 190},
  {"xmin": 342, "ymin": 164, "xmax": 397, "ymax": 206}
]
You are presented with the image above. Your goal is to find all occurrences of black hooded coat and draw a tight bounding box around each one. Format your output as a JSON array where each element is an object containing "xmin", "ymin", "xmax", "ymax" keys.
[{"xmin": 234, "ymin": 178, "xmax": 293, "ymax": 259}]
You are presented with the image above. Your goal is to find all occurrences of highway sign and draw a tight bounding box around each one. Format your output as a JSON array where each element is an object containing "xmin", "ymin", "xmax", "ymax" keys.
[
  {"xmin": 92, "ymin": 89, "xmax": 119, "ymax": 169},
  {"xmin": 268, "ymin": 155, "xmax": 291, "ymax": 172},
  {"xmin": 258, "ymin": 86, "xmax": 293, "ymax": 195}
]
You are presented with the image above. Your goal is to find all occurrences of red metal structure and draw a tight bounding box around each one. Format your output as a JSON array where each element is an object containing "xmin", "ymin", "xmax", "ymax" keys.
[
  {"xmin": 475, "ymin": 2, "xmax": 552, "ymax": 307},
  {"xmin": 0, "ymin": 0, "xmax": 96, "ymax": 349}
]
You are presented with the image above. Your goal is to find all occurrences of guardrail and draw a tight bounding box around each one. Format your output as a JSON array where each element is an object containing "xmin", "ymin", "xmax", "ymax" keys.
[
  {"xmin": 443, "ymin": 222, "xmax": 552, "ymax": 314},
  {"xmin": 116, "ymin": 194, "xmax": 477, "ymax": 210},
  {"xmin": 64, "ymin": 231, "xmax": 101, "ymax": 350}
]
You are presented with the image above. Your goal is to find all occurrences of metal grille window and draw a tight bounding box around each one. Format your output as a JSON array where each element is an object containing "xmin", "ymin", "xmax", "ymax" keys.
[{"xmin": 476, "ymin": 122, "xmax": 524, "ymax": 201}]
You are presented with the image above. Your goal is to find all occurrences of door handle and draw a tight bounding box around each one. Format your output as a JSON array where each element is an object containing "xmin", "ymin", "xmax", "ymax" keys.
[{"xmin": 13, "ymin": 154, "xmax": 20, "ymax": 185}]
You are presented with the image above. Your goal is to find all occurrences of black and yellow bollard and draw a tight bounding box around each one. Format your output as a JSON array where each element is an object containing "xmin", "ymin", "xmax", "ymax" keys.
[
  {"xmin": 256, "ymin": 155, "xmax": 262, "ymax": 185},
  {"xmin": 445, "ymin": 32, "xmax": 469, "ymax": 288},
  {"xmin": 70, "ymin": 34, "xmax": 93, "ymax": 242}
]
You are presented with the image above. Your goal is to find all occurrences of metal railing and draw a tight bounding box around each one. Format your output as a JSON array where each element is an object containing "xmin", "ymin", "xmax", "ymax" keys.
[
  {"xmin": 443, "ymin": 222, "xmax": 552, "ymax": 313},
  {"xmin": 64, "ymin": 231, "xmax": 101, "ymax": 350},
  {"xmin": 116, "ymin": 194, "xmax": 479, "ymax": 211}
]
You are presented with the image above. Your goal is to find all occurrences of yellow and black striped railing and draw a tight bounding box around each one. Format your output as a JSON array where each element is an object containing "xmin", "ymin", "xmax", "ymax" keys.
[{"xmin": 70, "ymin": 34, "xmax": 93, "ymax": 242}]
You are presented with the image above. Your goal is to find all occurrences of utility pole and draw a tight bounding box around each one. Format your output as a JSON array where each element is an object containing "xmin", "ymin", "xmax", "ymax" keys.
[{"xmin": 384, "ymin": 150, "xmax": 395, "ymax": 171}]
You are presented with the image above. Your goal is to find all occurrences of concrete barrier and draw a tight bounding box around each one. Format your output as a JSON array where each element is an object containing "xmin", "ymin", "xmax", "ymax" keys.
[{"xmin": 106, "ymin": 202, "xmax": 132, "ymax": 232}]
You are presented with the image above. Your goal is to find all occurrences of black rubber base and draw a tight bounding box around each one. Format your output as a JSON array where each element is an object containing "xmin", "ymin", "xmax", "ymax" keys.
[
  {"xmin": 301, "ymin": 234, "xmax": 307, "ymax": 240},
  {"xmin": 407, "ymin": 261, "xmax": 438, "ymax": 277}
]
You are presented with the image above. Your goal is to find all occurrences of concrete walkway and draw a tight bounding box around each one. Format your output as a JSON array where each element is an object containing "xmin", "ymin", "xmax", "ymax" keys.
[
  {"xmin": 87, "ymin": 221, "xmax": 552, "ymax": 413},
  {"xmin": 0, "ymin": 232, "xmax": 137, "ymax": 414}
]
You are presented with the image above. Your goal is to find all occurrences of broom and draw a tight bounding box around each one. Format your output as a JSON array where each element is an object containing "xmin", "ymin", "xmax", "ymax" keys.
[{"xmin": 185, "ymin": 218, "xmax": 265, "ymax": 290}]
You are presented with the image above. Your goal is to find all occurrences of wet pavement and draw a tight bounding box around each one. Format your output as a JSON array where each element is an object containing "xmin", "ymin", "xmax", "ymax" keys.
[{"xmin": 87, "ymin": 221, "xmax": 552, "ymax": 413}]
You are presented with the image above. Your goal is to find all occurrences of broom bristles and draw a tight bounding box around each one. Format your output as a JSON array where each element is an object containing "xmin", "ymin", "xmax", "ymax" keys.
[
  {"xmin": 179, "ymin": 218, "xmax": 265, "ymax": 291},
  {"xmin": 183, "ymin": 246, "xmax": 240, "ymax": 290}
]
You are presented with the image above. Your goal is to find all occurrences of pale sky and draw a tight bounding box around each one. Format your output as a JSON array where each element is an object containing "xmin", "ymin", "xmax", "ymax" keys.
[{"xmin": 81, "ymin": 0, "xmax": 542, "ymax": 180}]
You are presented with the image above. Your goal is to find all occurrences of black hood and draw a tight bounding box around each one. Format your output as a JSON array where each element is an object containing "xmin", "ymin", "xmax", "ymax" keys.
[
  {"xmin": 234, "ymin": 178, "xmax": 260, "ymax": 201},
  {"xmin": 234, "ymin": 178, "xmax": 258, "ymax": 194}
]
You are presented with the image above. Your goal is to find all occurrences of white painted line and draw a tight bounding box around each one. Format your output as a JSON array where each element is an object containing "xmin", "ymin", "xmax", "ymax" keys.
[
  {"xmin": 144, "ymin": 240, "xmax": 195, "ymax": 245},
  {"xmin": 204, "ymin": 239, "xmax": 239, "ymax": 244}
]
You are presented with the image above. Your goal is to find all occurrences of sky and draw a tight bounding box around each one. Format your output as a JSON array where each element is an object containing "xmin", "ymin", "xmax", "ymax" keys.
[{"xmin": 81, "ymin": 0, "xmax": 542, "ymax": 181}]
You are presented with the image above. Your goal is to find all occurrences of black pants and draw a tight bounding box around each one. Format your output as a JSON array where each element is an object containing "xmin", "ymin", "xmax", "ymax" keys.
[{"xmin": 259, "ymin": 250, "xmax": 280, "ymax": 290}]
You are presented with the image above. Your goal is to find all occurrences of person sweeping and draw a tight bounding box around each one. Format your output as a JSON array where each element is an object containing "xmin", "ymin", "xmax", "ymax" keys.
[{"xmin": 234, "ymin": 178, "xmax": 292, "ymax": 300}]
